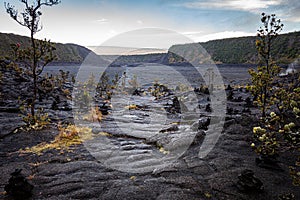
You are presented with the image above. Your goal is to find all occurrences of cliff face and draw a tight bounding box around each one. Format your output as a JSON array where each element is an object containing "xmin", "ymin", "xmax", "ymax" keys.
[
  {"xmin": 104, "ymin": 30, "xmax": 300, "ymax": 65},
  {"xmin": 165, "ymin": 31, "xmax": 300, "ymax": 65},
  {"xmin": 1, "ymin": 31, "xmax": 299, "ymax": 65},
  {"xmin": 0, "ymin": 32, "xmax": 91, "ymax": 63}
]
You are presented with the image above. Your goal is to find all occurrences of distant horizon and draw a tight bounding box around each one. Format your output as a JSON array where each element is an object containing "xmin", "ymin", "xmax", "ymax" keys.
[
  {"xmin": 0, "ymin": 29, "xmax": 257, "ymax": 48},
  {"xmin": 1, "ymin": 30, "xmax": 299, "ymax": 51}
]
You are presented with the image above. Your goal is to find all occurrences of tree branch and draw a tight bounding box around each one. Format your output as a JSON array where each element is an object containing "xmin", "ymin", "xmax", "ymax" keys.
[
  {"xmin": 4, "ymin": 3, "xmax": 27, "ymax": 28},
  {"xmin": 20, "ymin": 0, "xmax": 29, "ymax": 10}
]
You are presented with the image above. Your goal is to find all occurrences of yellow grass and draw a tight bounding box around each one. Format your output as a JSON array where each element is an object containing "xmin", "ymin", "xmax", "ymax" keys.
[{"xmin": 20, "ymin": 124, "xmax": 93, "ymax": 155}]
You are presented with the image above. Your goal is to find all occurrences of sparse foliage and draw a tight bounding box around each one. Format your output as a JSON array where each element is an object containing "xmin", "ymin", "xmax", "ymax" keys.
[
  {"xmin": 248, "ymin": 64, "xmax": 281, "ymax": 116},
  {"xmin": 4, "ymin": 0, "xmax": 60, "ymax": 125},
  {"xmin": 249, "ymin": 13, "xmax": 300, "ymax": 186},
  {"xmin": 256, "ymin": 13, "xmax": 284, "ymax": 68},
  {"xmin": 248, "ymin": 13, "xmax": 284, "ymax": 117},
  {"xmin": 150, "ymin": 82, "xmax": 171, "ymax": 99},
  {"xmin": 18, "ymin": 97, "xmax": 50, "ymax": 131}
]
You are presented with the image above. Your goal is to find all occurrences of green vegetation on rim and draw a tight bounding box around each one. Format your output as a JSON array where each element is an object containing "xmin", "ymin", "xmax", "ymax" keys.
[
  {"xmin": 0, "ymin": 32, "xmax": 91, "ymax": 63},
  {"xmin": 167, "ymin": 31, "xmax": 300, "ymax": 64},
  {"xmin": 0, "ymin": 31, "xmax": 299, "ymax": 65}
]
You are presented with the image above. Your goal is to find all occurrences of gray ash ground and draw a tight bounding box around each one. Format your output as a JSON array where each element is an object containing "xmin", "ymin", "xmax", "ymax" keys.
[{"xmin": 0, "ymin": 63, "xmax": 299, "ymax": 200}]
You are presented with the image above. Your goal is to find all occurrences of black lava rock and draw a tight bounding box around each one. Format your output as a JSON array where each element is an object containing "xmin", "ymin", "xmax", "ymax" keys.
[
  {"xmin": 205, "ymin": 104, "xmax": 212, "ymax": 112},
  {"xmin": 99, "ymin": 102, "xmax": 111, "ymax": 115},
  {"xmin": 5, "ymin": 169, "xmax": 33, "ymax": 200},
  {"xmin": 132, "ymin": 88, "xmax": 144, "ymax": 96},
  {"xmin": 237, "ymin": 169, "xmax": 263, "ymax": 193},
  {"xmin": 226, "ymin": 84, "xmax": 233, "ymax": 91},
  {"xmin": 198, "ymin": 117, "xmax": 210, "ymax": 130},
  {"xmin": 172, "ymin": 97, "xmax": 181, "ymax": 113},
  {"xmin": 227, "ymin": 90, "xmax": 234, "ymax": 100}
]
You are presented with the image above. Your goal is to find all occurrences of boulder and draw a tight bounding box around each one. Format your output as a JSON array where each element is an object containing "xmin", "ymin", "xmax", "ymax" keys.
[{"xmin": 5, "ymin": 169, "xmax": 33, "ymax": 200}]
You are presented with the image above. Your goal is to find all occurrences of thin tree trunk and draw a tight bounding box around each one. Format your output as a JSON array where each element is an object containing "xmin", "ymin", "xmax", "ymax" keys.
[{"xmin": 31, "ymin": 19, "xmax": 37, "ymax": 123}]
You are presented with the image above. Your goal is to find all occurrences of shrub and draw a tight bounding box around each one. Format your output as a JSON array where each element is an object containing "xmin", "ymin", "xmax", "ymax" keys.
[{"xmin": 249, "ymin": 13, "xmax": 300, "ymax": 186}]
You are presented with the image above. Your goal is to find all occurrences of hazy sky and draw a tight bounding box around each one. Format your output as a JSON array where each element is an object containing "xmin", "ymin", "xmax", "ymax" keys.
[{"xmin": 0, "ymin": 0, "xmax": 299, "ymax": 48}]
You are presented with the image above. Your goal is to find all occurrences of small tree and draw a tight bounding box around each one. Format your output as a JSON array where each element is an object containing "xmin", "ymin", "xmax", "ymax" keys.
[
  {"xmin": 4, "ymin": 0, "xmax": 60, "ymax": 125},
  {"xmin": 249, "ymin": 13, "xmax": 300, "ymax": 187},
  {"xmin": 248, "ymin": 13, "xmax": 283, "ymax": 117}
]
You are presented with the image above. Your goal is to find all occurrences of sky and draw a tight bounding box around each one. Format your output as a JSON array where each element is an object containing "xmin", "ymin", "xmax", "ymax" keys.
[{"xmin": 0, "ymin": 0, "xmax": 299, "ymax": 48}]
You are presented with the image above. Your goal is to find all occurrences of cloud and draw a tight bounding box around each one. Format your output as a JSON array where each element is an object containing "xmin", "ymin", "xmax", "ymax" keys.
[
  {"xmin": 185, "ymin": 31, "xmax": 255, "ymax": 42},
  {"xmin": 96, "ymin": 18, "xmax": 109, "ymax": 24},
  {"xmin": 276, "ymin": 0, "xmax": 300, "ymax": 22},
  {"xmin": 137, "ymin": 20, "xmax": 143, "ymax": 24},
  {"xmin": 181, "ymin": 31, "xmax": 204, "ymax": 36},
  {"xmin": 178, "ymin": 0, "xmax": 300, "ymax": 23},
  {"xmin": 181, "ymin": 0, "xmax": 282, "ymax": 12},
  {"xmin": 286, "ymin": 16, "xmax": 300, "ymax": 22}
]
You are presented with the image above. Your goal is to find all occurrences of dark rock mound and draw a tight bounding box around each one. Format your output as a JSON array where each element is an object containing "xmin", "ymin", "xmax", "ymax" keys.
[
  {"xmin": 4, "ymin": 169, "xmax": 33, "ymax": 200},
  {"xmin": 236, "ymin": 169, "xmax": 263, "ymax": 193}
]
